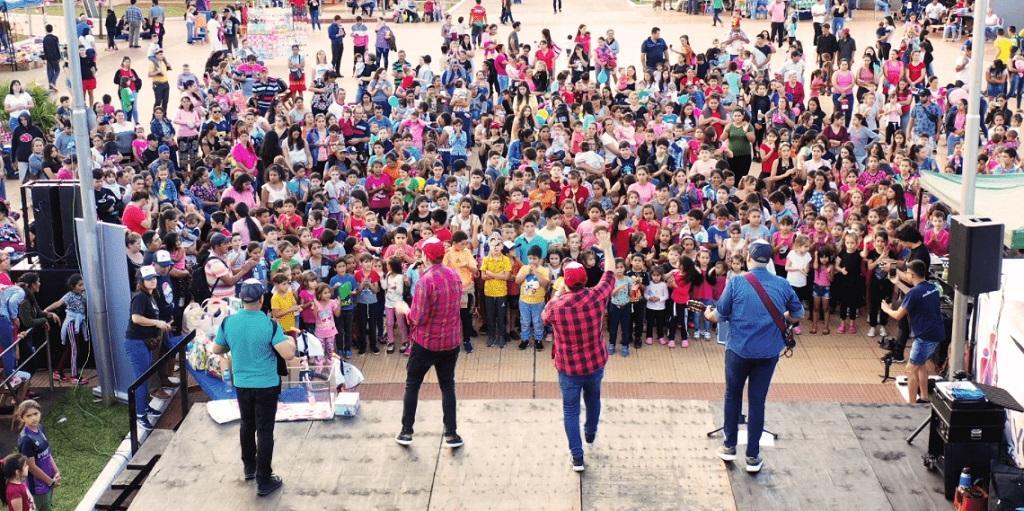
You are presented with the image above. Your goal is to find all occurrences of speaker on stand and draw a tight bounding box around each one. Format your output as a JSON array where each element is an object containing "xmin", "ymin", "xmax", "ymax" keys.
[
  {"xmin": 947, "ymin": 215, "xmax": 1004, "ymax": 296},
  {"xmin": 25, "ymin": 181, "xmax": 83, "ymax": 269}
]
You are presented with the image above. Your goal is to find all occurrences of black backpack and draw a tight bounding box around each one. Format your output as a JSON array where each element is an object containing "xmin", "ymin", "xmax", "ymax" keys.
[{"xmin": 190, "ymin": 251, "xmax": 221, "ymax": 304}]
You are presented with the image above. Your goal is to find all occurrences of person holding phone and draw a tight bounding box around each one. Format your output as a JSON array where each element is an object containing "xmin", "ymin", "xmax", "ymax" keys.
[{"xmin": 542, "ymin": 226, "xmax": 615, "ymax": 473}]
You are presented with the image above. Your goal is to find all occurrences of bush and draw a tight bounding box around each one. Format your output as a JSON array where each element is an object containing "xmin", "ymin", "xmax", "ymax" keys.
[{"xmin": 0, "ymin": 80, "xmax": 59, "ymax": 135}]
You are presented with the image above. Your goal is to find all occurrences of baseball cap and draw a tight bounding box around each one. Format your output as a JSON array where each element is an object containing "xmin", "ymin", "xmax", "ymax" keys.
[
  {"xmin": 211, "ymin": 233, "xmax": 230, "ymax": 247},
  {"xmin": 239, "ymin": 278, "xmax": 265, "ymax": 303},
  {"xmin": 139, "ymin": 265, "xmax": 158, "ymax": 280},
  {"xmin": 158, "ymin": 144, "xmax": 170, "ymax": 153},
  {"xmin": 421, "ymin": 237, "xmax": 445, "ymax": 262},
  {"xmin": 155, "ymin": 250, "xmax": 173, "ymax": 267},
  {"xmin": 563, "ymin": 261, "xmax": 587, "ymax": 290},
  {"xmin": 748, "ymin": 240, "xmax": 773, "ymax": 264}
]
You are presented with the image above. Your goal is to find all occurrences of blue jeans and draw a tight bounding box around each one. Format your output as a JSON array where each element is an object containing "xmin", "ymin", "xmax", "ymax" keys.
[
  {"xmin": 497, "ymin": 75, "xmax": 509, "ymax": 93},
  {"xmin": 1011, "ymin": 74, "xmax": 1024, "ymax": 108},
  {"xmin": 558, "ymin": 368, "xmax": 603, "ymax": 459},
  {"xmin": 831, "ymin": 16, "xmax": 845, "ymax": 34},
  {"xmin": 0, "ymin": 315, "xmax": 15, "ymax": 377},
  {"xmin": 607, "ymin": 303, "xmax": 631, "ymax": 347},
  {"xmin": 519, "ymin": 301, "xmax": 544, "ymax": 342},
  {"xmin": 186, "ymin": 20, "xmax": 195, "ymax": 43},
  {"xmin": 376, "ymin": 47, "xmax": 390, "ymax": 67},
  {"xmin": 309, "ymin": 8, "xmax": 321, "ymax": 29},
  {"xmin": 694, "ymin": 299, "xmax": 714, "ymax": 333},
  {"xmin": 723, "ymin": 349, "xmax": 779, "ymax": 459},
  {"xmin": 124, "ymin": 338, "xmax": 153, "ymax": 416}
]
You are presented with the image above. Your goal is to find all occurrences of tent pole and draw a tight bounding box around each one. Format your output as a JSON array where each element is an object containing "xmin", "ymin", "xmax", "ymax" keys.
[
  {"xmin": 949, "ymin": 0, "xmax": 986, "ymax": 377},
  {"xmin": 62, "ymin": 0, "xmax": 115, "ymax": 405}
]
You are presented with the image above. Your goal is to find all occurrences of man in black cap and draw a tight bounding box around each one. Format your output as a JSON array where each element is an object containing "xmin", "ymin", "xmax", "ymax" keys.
[
  {"xmin": 704, "ymin": 240, "xmax": 803, "ymax": 474},
  {"xmin": 212, "ymin": 279, "xmax": 296, "ymax": 496}
]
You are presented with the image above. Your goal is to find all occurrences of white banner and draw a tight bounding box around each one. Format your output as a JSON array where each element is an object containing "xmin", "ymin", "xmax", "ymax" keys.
[{"xmin": 975, "ymin": 260, "xmax": 1024, "ymax": 468}]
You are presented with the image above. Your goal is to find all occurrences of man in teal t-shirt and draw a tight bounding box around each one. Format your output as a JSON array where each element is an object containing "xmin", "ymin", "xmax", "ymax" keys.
[{"xmin": 213, "ymin": 279, "xmax": 295, "ymax": 497}]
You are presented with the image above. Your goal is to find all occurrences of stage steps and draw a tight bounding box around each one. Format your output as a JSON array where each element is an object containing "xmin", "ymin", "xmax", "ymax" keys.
[{"xmin": 94, "ymin": 429, "xmax": 174, "ymax": 511}]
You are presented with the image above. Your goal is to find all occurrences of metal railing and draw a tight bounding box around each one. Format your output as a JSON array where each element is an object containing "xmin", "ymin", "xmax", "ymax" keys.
[
  {"xmin": 127, "ymin": 332, "xmax": 194, "ymax": 455},
  {"xmin": 0, "ymin": 325, "xmax": 54, "ymax": 400}
]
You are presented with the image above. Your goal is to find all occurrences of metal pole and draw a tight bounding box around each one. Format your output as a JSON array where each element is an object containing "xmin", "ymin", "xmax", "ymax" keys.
[
  {"xmin": 63, "ymin": 0, "xmax": 115, "ymax": 405},
  {"xmin": 948, "ymin": 0, "xmax": 987, "ymax": 376}
]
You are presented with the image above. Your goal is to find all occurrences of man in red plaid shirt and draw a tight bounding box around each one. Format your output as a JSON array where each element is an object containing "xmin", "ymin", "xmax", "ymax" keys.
[
  {"xmin": 394, "ymin": 237, "xmax": 465, "ymax": 449},
  {"xmin": 542, "ymin": 228, "xmax": 615, "ymax": 473}
]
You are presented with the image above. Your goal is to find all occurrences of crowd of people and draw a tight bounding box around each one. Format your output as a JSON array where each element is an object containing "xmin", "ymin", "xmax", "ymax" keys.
[{"xmin": 1, "ymin": 0, "xmax": 1020, "ymax": 500}]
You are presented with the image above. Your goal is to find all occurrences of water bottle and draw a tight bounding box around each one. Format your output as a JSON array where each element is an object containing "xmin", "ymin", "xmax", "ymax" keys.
[
  {"xmin": 223, "ymin": 368, "xmax": 233, "ymax": 388},
  {"xmin": 958, "ymin": 467, "xmax": 971, "ymax": 490}
]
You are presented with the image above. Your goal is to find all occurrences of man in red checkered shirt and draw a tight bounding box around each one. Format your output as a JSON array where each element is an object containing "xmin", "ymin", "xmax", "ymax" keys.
[
  {"xmin": 542, "ymin": 228, "xmax": 615, "ymax": 473},
  {"xmin": 393, "ymin": 237, "xmax": 465, "ymax": 449}
]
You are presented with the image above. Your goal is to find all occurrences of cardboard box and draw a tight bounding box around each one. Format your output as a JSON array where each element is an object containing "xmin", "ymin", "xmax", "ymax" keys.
[{"xmin": 334, "ymin": 392, "xmax": 360, "ymax": 417}]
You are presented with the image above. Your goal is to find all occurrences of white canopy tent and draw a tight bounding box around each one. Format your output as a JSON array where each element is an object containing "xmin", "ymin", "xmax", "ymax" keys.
[{"xmin": 918, "ymin": 171, "xmax": 1024, "ymax": 249}]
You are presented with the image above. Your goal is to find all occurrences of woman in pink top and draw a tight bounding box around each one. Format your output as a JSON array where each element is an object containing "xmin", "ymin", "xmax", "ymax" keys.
[
  {"xmin": 221, "ymin": 173, "xmax": 258, "ymax": 210},
  {"xmin": 173, "ymin": 96, "xmax": 203, "ymax": 166},
  {"xmin": 881, "ymin": 50, "xmax": 903, "ymax": 93},
  {"xmin": 231, "ymin": 130, "xmax": 259, "ymax": 175},
  {"xmin": 831, "ymin": 59, "xmax": 856, "ymax": 123},
  {"xmin": 626, "ymin": 167, "xmax": 657, "ymax": 203}
]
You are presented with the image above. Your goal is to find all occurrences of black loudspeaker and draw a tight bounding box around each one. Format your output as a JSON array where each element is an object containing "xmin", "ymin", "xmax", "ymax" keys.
[
  {"xmin": 29, "ymin": 183, "xmax": 83, "ymax": 269},
  {"xmin": 948, "ymin": 215, "xmax": 1003, "ymax": 296}
]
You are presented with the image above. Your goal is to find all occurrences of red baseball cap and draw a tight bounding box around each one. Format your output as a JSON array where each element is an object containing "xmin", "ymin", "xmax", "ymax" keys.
[
  {"xmin": 422, "ymin": 237, "xmax": 445, "ymax": 262},
  {"xmin": 563, "ymin": 261, "xmax": 587, "ymax": 290}
]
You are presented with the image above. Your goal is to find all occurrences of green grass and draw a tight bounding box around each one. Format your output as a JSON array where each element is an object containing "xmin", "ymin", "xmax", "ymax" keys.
[{"xmin": 45, "ymin": 388, "xmax": 128, "ymax": 511}]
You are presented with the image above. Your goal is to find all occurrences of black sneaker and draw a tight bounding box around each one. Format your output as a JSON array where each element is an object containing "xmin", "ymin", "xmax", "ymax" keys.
[
  {"xmin": 585, "ymin": 432, "xmax": 595, "ymax": 445},
  {"xmin": 463, "ymin": 340, "xmax": 474, "ymax": 353},
  {"xmin": 892, "ymin": 354, "xmax": 906, "ymax": 364},
  {"xmin": 243, "ymin": 466, "xmax": 256, "ymax": 481},
  {"xmin": 486, "ymin": 338, "xmax": 496, "ymax": 347},
  {"xmin": 371, "ymin": 344, "xmax": 381, "ymax": 355},
  {"xmin": 395, "ymin": 432, "xmax": 414, "ymax": 446},
  {"xmin": 535, "ymin": 340, "xmax": 544, "ymax": 351},
  {"xmin": 518, "ymin": 340, "xmax": 529, "ymax": 350},
  {"xmin": 572, "ymin": 455, "xmax": 585, "ymax": 472},
  {"xmin": 443, "ymin": 433, "xmax": 464, "ymax": 449},
  {"xmin": 256, "ymin": 474, "xmax": 283, "ymax": 497}
]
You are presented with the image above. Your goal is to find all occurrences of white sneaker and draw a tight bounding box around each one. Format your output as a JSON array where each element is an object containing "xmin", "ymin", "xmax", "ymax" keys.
[
  {"xmin": 879, "ymin": 326, "xmax": 888, "ymax": 337},
  {"xmin": 867, "ymin": 326, "xmax": 877, "ymax": 337}
]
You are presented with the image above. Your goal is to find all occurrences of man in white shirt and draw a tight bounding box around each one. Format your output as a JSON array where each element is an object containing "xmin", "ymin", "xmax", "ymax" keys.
[
  {"xmin": 327, "ymin": 89, "xmax": 348, "ymax": 119},
  {"xmin": 778, "ymin": 51, "xmax": 806, "ymax": 84},
  {"xmin": 924, "ymin": 0, "xmax": 946, "ymax": 27}
]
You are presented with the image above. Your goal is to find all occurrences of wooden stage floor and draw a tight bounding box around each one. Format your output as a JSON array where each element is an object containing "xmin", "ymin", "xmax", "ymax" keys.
[{"xmin": 129, "ymin": 400, "xmax": 948, "ymax": 511}]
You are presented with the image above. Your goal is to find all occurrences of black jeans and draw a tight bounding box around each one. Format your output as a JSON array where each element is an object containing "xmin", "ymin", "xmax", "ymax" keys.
[
  {"xmin": 630, "ymin": 302, "xmax": 645, "ymax": 345},
  {"xmin": 335, "ymin": 308, "xmax": 354, "ymax": 351},
  {"xmin": 770, "ymin": 21, "xmax": 785, "ymax": 46},
  {"xmin": 331, "ymin": 42, "xmax": 344, "ymax": 74},
  {"xmin": 401, "ymin": 343, "xmax": 459, "ymax": 435},
  {"xmin": 152, "ymin": 82, "xmax": 169, "ymax": 116},
  {"xmin": 236, "ymin": 385, "xmax": 280, "ymax": 483},
  {"xmin": 355, "ymin": 303, "xmax": 379, "ymax": 352}
]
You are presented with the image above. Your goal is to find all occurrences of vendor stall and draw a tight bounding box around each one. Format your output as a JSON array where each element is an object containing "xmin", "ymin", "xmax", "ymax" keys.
[
  {"xmin": 0, "ymin": 0, "xmax": 44, "ymax": 71},
  {"xmin": 245, "ymin": 7, "xmax": 308, "ymax": 62}
]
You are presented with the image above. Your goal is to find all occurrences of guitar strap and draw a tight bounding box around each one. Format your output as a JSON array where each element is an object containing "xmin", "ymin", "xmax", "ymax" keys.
[{"xmin": 743, "ymin": 273, "xmax": 792, "ymax": 355}]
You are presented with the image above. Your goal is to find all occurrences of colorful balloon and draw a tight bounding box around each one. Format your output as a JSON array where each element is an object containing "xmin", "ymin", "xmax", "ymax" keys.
[
  {"xmin": 388, "ymin": 95, "xmax": 400, "ymax": 108},
  {"xmin": 337, "ymin": 282, "xmax": 353, "ymax": 300}
]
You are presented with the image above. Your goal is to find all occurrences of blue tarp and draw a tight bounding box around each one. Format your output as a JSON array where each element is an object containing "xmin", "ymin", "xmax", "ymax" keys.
[{"xmin": 0, "ymin": 0, "xmax": 44, "ymax": 11}]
